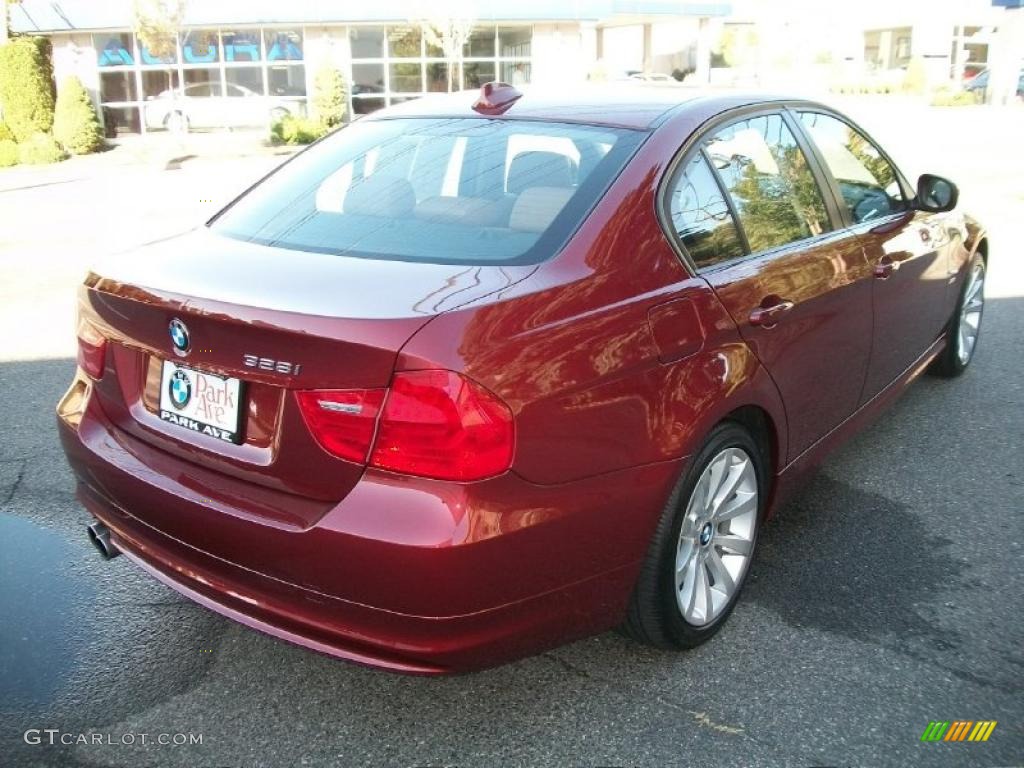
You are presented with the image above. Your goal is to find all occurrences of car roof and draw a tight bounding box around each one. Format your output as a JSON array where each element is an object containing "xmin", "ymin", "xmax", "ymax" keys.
[{"xmin": 365, "ymin": 86, "xmax": 791, "ymax": 131}]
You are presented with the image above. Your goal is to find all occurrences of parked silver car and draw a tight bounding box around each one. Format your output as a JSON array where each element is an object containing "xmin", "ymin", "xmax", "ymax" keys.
[{"xmin": 143, "ymin": 83, "xmax": 295, "ymax": 131}]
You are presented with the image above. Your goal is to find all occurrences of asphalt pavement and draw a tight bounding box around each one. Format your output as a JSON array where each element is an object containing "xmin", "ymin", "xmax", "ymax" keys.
[{"xmin": 1, "ymin": 104, "xmax": 1022, "ymax": 767}]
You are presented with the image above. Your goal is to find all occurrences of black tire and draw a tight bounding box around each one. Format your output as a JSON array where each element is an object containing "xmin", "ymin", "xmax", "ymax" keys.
[
  {"xmin": 623, "ymin": 421, "xmax": 766, "ymax": 649},
  {"xmin": 930, "ymin": 253, "xmax": 985, "ymax": 378}
]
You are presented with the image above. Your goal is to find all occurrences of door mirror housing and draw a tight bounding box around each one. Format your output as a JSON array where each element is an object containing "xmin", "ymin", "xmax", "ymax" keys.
[{"xmin": 915, "ymin": 174, "xmax": 958, "ymax": 212}]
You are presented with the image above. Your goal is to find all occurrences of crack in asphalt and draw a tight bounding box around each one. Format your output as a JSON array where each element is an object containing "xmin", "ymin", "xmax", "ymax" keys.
[{"xmin": 1, "ymin": 458, "xmax": 27, "ymax": 509}]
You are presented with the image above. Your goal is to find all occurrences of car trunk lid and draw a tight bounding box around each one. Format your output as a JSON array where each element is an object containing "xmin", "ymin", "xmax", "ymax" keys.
[{"xmin": 80, "ymin": 229, "xmax": 533, "ymax": 508}]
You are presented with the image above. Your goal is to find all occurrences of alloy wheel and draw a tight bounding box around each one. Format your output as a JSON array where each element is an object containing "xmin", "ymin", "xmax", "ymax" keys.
[
  {"xmin": 957, "ymin": 262, "xmax": 985, "ymax": 365},
  {"xmin": 675, "ymin": 447, "xmax": 758, "ymax": 626}
]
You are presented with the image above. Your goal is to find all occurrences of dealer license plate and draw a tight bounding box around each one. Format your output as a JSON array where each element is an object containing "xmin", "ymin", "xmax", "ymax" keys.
[{"xmin": 158, "ymin": 361, "xmax": 243, "ymax": 444}]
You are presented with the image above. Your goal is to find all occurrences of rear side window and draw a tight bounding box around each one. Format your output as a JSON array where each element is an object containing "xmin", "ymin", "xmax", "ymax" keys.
[
  {"xmin": 798, "ymin": 111, "xmax": 906, "ymax": 224},
  {"xmin": 705, "ymin": 113, "xmax": 831, "ymax": 254},
  {"xmin": 210, "ymin": 117, "xmax": 643, "ymax": 265},
  {"xmin": 667, "ymin": 153, "xmax": 745, "ymax": 268}
]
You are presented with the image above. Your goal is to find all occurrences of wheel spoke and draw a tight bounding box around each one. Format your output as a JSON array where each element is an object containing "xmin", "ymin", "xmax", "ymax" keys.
[
  {"xmin": 963, "ymin": 311, "xmax": 980, "ymax": 330},
  {"xmin": 701, "ymin": 562, "xmax": 714, "ymax": 620},
  {"xmin": 706, "ymin": 548, "xmax": 735, "ymax": 596},
  {"xmin": 683, "ymin": 557, "xmax": 701, "ymax": 620},
  {"xmin": 676, "ymin": 540, "xmax": 696, "ymax": 579},
  {"xmin": 704, "ymin": 453, "xmax": 729, "ymax": 511},
  {"xmin": 714, "ymin": 532, "xmax": 752, "ymax": 556},
  {"xmin": 711, "ymin": 460, "xmax": 746, "ymax": 516},
  {"xmin": 715, "ymin": 489, "xmax": 756, "ymax": 521},
  {"xmin": 966, "ymin": 275, "xmax": 983, "ymax": 304},
  {"xmin": 690, "ymin": 472, "xmax": 711, "ymax": 516}
]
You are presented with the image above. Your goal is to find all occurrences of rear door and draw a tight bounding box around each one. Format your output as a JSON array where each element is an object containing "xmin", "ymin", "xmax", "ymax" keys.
[
  {"xmin": 795, "ymin": 109, "xmax": 951, "ymax": 402},
  {"xmin": 667, "ymin": 110, "xmax": 874, "ymax": 461}
]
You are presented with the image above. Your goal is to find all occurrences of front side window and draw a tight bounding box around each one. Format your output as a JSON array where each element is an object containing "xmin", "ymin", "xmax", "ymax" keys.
[
  {"xmin": 705, "ymin": 113, "xmax": 831, "ymax": 254},
  {"xmin": 799, "ymin": 111, "xmax": 905, "ymax": 224},
  {"xmin": 667, "ymin": 153, "xmax": 745, "ymax": 268},
  {"xmin": 211, "ymin": 118, "xmax": 643, "ymax": 265}
]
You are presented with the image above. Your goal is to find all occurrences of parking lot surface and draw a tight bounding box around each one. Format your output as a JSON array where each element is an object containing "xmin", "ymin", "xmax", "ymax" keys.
[{"xmin": 1, "ymin": 103, "xmax": 1022, "ymax": 767}]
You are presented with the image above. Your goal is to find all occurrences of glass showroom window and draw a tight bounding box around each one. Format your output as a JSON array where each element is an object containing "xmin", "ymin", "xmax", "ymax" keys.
[
  {"xmin": 94, "ymin": 27, "xmax": 308, "ymax": 134},
  {"xmin": 94, "ymin": 32, "xmax": 140, "ymax": 134},
  {"xmin": 221, "ymin": 28, "xmax": 265, "ymax": 101},
  {"xmin": 349, "ymin": 24, "xmax": 532, "ymax": 115},
  {"xmin": 264, "ymin": 28, "xmax": 306, "ymax": 112},
  {"xmin": 498, "ymin": 26, "xmax": 532, "ymax": 86}
]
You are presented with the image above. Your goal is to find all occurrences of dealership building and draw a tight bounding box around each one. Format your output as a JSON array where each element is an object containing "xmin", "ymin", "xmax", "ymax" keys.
[{"xmin": 7, "ymin": 0, "xmax": 731, "ymax": 134}]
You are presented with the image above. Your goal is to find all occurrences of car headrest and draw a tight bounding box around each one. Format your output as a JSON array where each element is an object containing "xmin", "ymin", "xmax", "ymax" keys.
[
  {"xmin": 507, "ymin": 151, "xmax": 575, "ymax": 194},
  {"xmin": 343, "ymin": 174, "xmax": 416, "ymax": 217},
  {"xmin": 509, "ymin": 186, "xmax": 575, "ymax": 234},
  {"xmin": 415, "ymin": 196, "xmax": 508, "ymax": 227}
]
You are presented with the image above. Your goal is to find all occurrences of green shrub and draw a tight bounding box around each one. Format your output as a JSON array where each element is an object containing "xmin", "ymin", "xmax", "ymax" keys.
[
  {"xmin": 0, "ymin": 37, "xmax": 56, "ymax": 142},
  {"xmin": 270, "ymin": 114, "xmax": 328, "ymax": 145},
  {"xmin": 0, "ymin": 121, "xmax": 14, "ymax": 142},
  {"xmin": 53, "ymin": 76, "xmax": 104, "ymax": 154},
  {"xmin": 17, "ymin": 132, "xmax": 65, "ymax": 164},
  {"xmin": 931, "ymin": 88, "xmax": 979, "ymax": 107},
  {"xmin": 0, "ymin": 139, "xmax": 18, "ymax": 167},
  {"xmin": 901, "ymin": 57, "xmax": 928, "ymax": 95},
  {"xmin": 312, "ymin": 66, "xmax": 347, "ymax": 128}
]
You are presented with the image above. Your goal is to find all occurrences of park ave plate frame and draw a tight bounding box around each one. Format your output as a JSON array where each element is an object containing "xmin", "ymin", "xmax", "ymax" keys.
[{"xmin": 158, "ymin": 360, "xmax": 244, "ymax": 444}]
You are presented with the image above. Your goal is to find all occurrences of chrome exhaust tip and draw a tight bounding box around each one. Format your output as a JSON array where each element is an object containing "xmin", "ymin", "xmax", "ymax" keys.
[{"xmin": 87, "ymin": 521, "xmax": 120, "ymax": 560}]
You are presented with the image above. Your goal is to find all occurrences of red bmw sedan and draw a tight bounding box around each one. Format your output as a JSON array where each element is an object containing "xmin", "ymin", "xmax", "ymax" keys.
[{"xmin": 58, "ymin": 84, "xmax": 987, "ymax": 673}]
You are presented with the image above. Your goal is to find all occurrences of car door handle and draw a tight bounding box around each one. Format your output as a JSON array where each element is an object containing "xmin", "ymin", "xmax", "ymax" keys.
[
  {"xmin": 874, "ymin": 256, "xmax": 902, "ymax": 279},
  {"xmin": 749, "ymin": 299, "xmax": 794, "ymax": 328}
]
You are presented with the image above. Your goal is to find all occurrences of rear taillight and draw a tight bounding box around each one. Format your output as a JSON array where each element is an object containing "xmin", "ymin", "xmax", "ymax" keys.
[
  {"xmin": 371, "ymin": 370, "xmax": 515, "ymax": 481},
  {"xmin": 76, "ymin": 318, "xmax": 107, "ymax": 379},
  {"xmin": 295, "ymin": 389, "xmax": 386, "ymax": 464},
  {"xmin": 296, "ymin": 370, "xmax": 514, "ymax": 481}
]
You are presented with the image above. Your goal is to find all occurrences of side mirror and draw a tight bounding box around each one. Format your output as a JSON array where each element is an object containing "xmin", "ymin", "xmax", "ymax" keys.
[{"xmin": 915, "ymin": 174, "xmax": 958, "ymax": 213}]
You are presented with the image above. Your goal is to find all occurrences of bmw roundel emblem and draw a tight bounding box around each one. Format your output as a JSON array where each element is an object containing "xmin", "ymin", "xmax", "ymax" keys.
[
  {"xmin": 169, "ymin": 318, "xmax": 190, "ymax": 355},
  {"xmin": 168, "ymin": 369, "xmax": 192, "ymax": 410}
]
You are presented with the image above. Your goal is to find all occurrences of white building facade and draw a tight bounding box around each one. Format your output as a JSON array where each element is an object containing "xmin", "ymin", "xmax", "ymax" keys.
[{"xmin": 9, "ymin": 0, "xmax": 732, "ymax": 134}]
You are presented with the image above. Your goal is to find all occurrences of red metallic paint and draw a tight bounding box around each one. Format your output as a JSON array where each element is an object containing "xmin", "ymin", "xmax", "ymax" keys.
[
  {"xmin": 57, "ymin": 90, "xmax": 984, "ymax": 672},
  {"xmin": 858, "ymin": 210, "xmax": 967, "ymax": 401},
  {"xmin": 703, "ymin": 227, "xmax": 874, "ymax": 461}
]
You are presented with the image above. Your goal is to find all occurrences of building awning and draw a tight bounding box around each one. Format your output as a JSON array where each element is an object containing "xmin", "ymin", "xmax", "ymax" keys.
[{"xmin": 9, "ymin": 0, "xmax": 731, "ymax": 34}]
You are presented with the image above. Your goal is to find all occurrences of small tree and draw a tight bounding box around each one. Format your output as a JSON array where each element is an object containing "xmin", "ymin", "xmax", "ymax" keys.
[
  {"xmin": 312, "ymin": 66, "xmax": 346, "ymax": 128},
  {"xmin": 0, "ymin": 36, "xmax": 55, "ymax": 142},
  {"xmin": 54, "ymin": 75, "xmax": 104, "ymax": 154},
  {"xmin": 132, "ymin": 0, "xmax": 184, "ymax": 129},
  {"xmin": 408, "ymin": 1, "xmax": 476, "ymax": 92}
]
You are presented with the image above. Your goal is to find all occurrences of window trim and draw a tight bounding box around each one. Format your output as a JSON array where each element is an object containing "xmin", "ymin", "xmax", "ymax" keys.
[
  {"xmin": 656, "ymin": 102, "xmax": 845, "ymax": 275},
  {"xmin": 787, "ymin": 106, "xmax": 915, "ymax": 230},
  {"xmin": 699, "ymin": 147, "xmax": 751, "ymax": 257}
]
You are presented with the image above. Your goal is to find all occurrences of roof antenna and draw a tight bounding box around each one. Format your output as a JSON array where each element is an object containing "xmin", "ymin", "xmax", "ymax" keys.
[{"xmin": 472, "ymin": 82, "xmax": 523, "ymax": 115}]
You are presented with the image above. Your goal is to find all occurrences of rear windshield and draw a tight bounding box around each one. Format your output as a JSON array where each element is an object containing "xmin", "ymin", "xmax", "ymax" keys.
[{"xmin": 210, "ymin": 117, "xmax": 644, "ymax": 265}]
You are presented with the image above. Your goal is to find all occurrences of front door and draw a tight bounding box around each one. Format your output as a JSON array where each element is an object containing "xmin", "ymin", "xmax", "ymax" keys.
[
  {"xmin": 795, "ymin": 110, "xmax": 951, "ymax": 402},
  {"xmin": 674, "ymin": 111, "xmax": 874, "ymax": 461}
]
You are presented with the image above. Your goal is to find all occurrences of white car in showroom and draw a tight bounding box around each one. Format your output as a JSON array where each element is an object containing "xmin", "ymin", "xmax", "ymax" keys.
[{"xmin": 143, "ymin": 83, "xmax": 296, "ymax": 131}]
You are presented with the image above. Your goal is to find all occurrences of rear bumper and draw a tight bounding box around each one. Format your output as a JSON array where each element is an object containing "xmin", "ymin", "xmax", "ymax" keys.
[{"xmin": 59, "ymin": 375, "xmax": 683, "ymax": 673}]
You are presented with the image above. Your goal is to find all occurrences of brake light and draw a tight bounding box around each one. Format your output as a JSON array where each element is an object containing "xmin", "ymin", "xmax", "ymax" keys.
[
  {"xmin": 295, "ymin": 389, "xmax": 385, "ymax": 463},
  {"xmin": 295, "ymin": 370, "xmax": 514, "ymax": 481},
  {"xmin": 76, "ymin": 318, "xmax": 107, "ymax": 379},
  {"xmin": 371, "ymin": 370, "xmax": 514, "ymax": 481}
]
